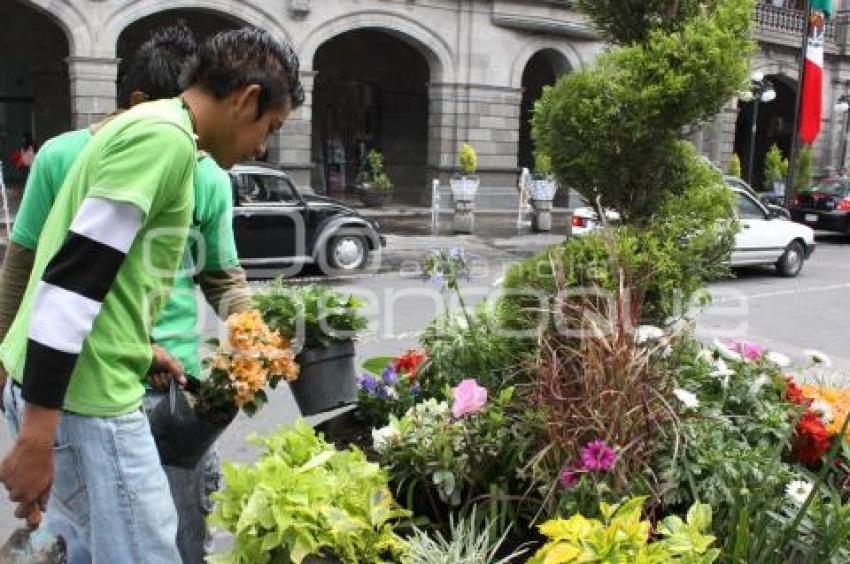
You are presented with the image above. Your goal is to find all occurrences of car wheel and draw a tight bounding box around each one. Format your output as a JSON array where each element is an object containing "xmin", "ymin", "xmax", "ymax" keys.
[
  {"xmin": 776, "ymin": 240, "xmax": 805, "ymax": 277},
  {"xmin": 325, "ymin": 234, "xmax": 368, "ymax": 273}
]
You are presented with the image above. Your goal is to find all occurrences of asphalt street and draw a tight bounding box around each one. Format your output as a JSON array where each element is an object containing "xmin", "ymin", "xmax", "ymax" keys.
[{"xmin": 2, "ymin": 223, "xmax": 850, "ymax": 540}]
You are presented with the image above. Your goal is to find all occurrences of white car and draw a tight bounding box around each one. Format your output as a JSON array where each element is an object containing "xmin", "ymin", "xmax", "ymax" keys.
[{"xmin": 569, "ymin": 186, "xmax": 816, "ymax": 277}]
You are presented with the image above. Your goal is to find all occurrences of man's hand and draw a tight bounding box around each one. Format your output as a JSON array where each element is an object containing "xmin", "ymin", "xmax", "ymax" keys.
[
  {"xmin": 147, "ymin": 345, "xmax": 185, "ymax": 391},
  {"xmin": 0, "ymin": 404, "xmax": 58, "ymax": 527}
]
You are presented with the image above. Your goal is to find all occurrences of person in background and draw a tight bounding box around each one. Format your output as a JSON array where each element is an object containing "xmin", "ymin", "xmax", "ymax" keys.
[{"xmin": 0, "ymin": 27, "xmax": 303, "ymax": 562}]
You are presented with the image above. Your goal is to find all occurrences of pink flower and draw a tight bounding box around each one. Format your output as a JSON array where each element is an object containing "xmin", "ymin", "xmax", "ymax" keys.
[
  {"xmin": 451, "ymin": 379, "xmax": 488, "ymax": 418},
  {"xmin": 724, "ymin": 340, "xmax": 764, "ymax": 362},
  {"xmin": 580, "ymin": 440, "xmax": 617, "ymax": 472},
  {"xmin": 558, "ymin": 463, "xmax": 580, "ymax": 489}
]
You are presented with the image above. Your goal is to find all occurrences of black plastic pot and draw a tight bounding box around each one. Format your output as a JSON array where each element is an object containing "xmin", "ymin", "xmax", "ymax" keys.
[
  {"xmin": 289, "ymin": 340, "xmax": 357, "ymax": 416},
  {"xmin": 148, "ymin": 380, "xmax": 236, "ymax": 470}
]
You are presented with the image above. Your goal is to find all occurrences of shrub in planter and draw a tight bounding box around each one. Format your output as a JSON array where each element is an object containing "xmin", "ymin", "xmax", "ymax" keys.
[
  {"xmin": 254, "ymin": 280, "xmax": 368, "ymax": 415},
  {"xmin": 355, "ymin": 150, "xmax": 394, "ymax": 207},
  {"xmin": 208, "ymin": 421, "xmax": 410, "ymax": 564},
  {"xmin": 531, "ymin": 152, "xmax": 557, "ymax": 202},
  {"xmin": 450, "ymin": 143, "xmax": 479, "ymax": 202}
]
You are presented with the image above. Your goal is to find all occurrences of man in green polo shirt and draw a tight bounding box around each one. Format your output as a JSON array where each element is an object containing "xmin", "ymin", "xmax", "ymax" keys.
[
  {"xmin": 0, "ymin": 28, "xmax": 304, "ymax": 561},
  {"xmin": 0, "ymin": 26, "xmax": 255, "ymax": 562}
]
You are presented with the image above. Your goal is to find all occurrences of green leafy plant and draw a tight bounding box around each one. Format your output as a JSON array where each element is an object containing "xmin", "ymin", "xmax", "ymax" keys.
[
  {"xmin": 406, "ymin": 507, "xmax": 528, "ymax": 564},
  {"xmin": 356, "ymin": 149, "xmax": 394, "ymax": 194},
  {"xmin": 253, "ymin": 279, "xmax": 368, "ymax": 350},
  {"xmin": 727, "ymin": 154, "xmax": 742, "ymax": 178},
  {"xmin": 459, "ymin": 143, "xmax": 478, "ymax": 176},
  {"xmin": 533, "ymin": 151, "xmax": 553, "ymax": 179},
  {"xmin": 529, "ymin": 497, "xmax": 720, "ymax": 563},
  {"xmin": 794, "ymin": 144, "xmax": 815, "ymax": 194},
  {"xmin": 764, "ymin": 144, "xmax": 786, "ymax": 186},
  {"xmin": 208, "ymin": 421, "xmax": 410, "ymax": 564}
]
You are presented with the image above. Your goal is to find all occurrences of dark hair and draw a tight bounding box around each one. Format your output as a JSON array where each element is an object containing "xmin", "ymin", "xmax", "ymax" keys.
[
  {"xmin": 117, "ymin": 23, "xmax": 197, "ymax": 109},
  {"xmin": 182, "ymin": 27, "xmax": 305, "ymax": 118}
]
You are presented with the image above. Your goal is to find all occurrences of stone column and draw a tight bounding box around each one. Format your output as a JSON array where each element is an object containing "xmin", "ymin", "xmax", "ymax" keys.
[
  {"xmin": 428, "ymin": 83, "xmax": 522, "ymax": 207},
  {"xmin": 66, "ymin": 57, "xmax": 120, "ymax": 128},
  {"xmin": 274, "ymin": 70, "xmax": 314, "ymax": 190}
]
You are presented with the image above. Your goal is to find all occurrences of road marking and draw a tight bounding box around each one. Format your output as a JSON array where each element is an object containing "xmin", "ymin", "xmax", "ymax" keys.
[{"xmin": 712, "ymin": 281, "xmax": 850, "ymax": 303}]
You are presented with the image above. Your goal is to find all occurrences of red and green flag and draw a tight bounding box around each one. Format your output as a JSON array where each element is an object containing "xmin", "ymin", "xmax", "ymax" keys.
[{"xmin": 799, "ymin": 0, "xmax": 832, "ymax": 144}]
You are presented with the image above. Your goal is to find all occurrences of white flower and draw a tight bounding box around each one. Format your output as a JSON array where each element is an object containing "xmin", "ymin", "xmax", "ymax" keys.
[
  {"xmin": 708, "ymin": 358, "xmax": 735, "ymax": 388},
  {"xmin": 697, "ymin": 349, "xmax": 716, "ymax": 364},
  {"xmin": 712, "ymin": 339, "xmax": 742, "ymax": 362},
  {"xmin": 749, "ymin": 374, "xmax": 770, "ymax": 396},
  {"xmin": 673, "ymin": 388, "xmax": 700, "ymax": 409},
  {"xmin": 803, "ymin": 349, "xmax": 832, "ymax": 368},
  {"xmin": 386, "ymin": 387, "xmax": 399, "ymax": 400},
  {"xmin": 636, "ymin": 325, "xmax": 664, "ymax": 344},
  {"xmin": 810, "ymin": 399, "xmax": 834, "ymax": 424},
  {"xmin": 372, "ymin": 425, "xmax": 401, "ymax": 452},
  {"xmin": 765, "ymin": 351, "xmax": 791, "ymax": 368},
  {"xmin": 785, "ymin": 479, "xmax": 814, "ymax": 505}
]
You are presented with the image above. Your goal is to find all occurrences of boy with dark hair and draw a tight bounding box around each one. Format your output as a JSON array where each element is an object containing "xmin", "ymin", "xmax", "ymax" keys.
[
  {"xmin": 0, "ymin": 27, "xmax": 303, "ymax": 561},
  {"xmin": 0, "ymin": 23, "xmax": 257, "ymax": 562}
]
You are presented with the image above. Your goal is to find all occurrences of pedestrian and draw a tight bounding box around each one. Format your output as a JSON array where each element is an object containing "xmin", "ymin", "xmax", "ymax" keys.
[{"xmin": 0, "ymin": 27, "xmax": 304, "ymax": 563}]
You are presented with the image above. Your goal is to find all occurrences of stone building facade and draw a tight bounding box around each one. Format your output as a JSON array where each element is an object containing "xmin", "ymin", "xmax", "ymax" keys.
[{"xmin": 3, "ymin": 0, "xmax": 850, "ymax": 200}]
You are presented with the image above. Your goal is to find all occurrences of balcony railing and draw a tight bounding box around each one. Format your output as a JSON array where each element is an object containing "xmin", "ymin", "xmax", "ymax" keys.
[{"xmin": 754, "ymin": 3, "xmax": 836, "ymax": 43}]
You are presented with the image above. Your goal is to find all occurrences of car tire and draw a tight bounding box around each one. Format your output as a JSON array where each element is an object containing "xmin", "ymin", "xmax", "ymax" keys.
[
  {"xmin": 324, "ymin": 233, "xmax": 369, "ymax": 274},
  {"xmin": 776, "ymin": 240, "xmax": 805, "ymax": 278}
]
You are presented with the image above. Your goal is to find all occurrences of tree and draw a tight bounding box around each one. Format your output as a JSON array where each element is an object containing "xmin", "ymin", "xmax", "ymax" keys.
[
  {"xmin": 764, "ymin": 144, "xmax": 785, "ymax": 189},
  {"xmin": 793, "ymin": 145, "xmax": 814, "ymax": 193}
]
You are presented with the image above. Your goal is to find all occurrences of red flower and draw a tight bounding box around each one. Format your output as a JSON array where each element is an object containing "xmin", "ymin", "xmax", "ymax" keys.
[
  {"xmin": 393, "ymin": 349, "xmax": 427, "ymax": 380},
  {"xmin": 785, "ymin": 377, "xmax": 810, "ymax": 407},
  {"xmin": 793, "ymin": 411, "xmax": 831, "ymax": 466}
]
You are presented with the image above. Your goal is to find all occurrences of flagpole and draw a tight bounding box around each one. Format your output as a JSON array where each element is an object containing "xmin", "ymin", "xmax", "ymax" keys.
[{"xmin": 786, "ymin": 0, "xmax": 811, "ymax": 207}]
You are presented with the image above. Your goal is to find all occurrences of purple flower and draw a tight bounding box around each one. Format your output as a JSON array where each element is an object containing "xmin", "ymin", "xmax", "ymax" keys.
[
  {"xmin": 382, "ymin": 367, "xmax": 399, "ymax": 386},
  {"xmin": 580, "ymin": 440, "xmax": 617, "ymax": 472},
  {"xmin": 359, "ymin": 374, "xmax": 378, "ymax": 394},
  {"xmin": 411, "ymin": 383, "xmax": 421, "ymax": 396},
  {"xmin": 449, "ymin": 247, "xmax": 465, "ymax": 260},
  {"xmin": 558, "ymin": 463, "xmax": 580, "ymax": 489}
]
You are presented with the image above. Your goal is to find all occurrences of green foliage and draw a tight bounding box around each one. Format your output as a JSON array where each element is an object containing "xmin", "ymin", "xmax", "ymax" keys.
[
  {"xmin": 356, "ymin": 149, "xmax": 394, "ymax": 193},
  {"xmin": 529, "ymin": 497, "xmax": 720, "ymax": 563},
  {"xmin": 534, "ymin": 151, "xmax": 553, "ymax": 178},
  {"xmin": 363, "ymin": 356, "xmax": 394, "ymax": 375},
  {"xmin": 459, "ymin": 143, "xmax": 478, "ymax": 175},
  {"xmin": 764, "ymin": 144, "xmax": 786, "ymax": 185},
  {"xmin": 727, "ymin": 154, "xmax": 742, "ymax": 178},
  {"xmin": 253, "ymin": 280, "xmax": 368, "ymax": 350},
  {"xmin": 794, "ymin": 144, "xmax": 815, "ymax": 193},
  {"xmin": 533, "ymin": 0, "xmax": 754, "ymax": 223},
  {"xmin": 208, "ymin": 421, "xmax": 409, "ymax": 564},
  {"xmin": 406, "ymin": 507, "xmax": 528, "ymax": 564}
]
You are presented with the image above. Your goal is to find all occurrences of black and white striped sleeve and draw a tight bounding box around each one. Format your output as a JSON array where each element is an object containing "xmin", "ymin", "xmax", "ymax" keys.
[{"xmin": 22, "ymin": 197, "xmax": 143, "ymax": 409}]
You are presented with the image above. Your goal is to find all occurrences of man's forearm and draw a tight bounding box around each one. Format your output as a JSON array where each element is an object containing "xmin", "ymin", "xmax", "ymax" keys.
[
  {"xmin": 0, "ymin": 242, "xmax": 36, "ymax": 342},
  {"xmin": 198, "ymin": 267, "xmax": 253, "ymax": 318}
]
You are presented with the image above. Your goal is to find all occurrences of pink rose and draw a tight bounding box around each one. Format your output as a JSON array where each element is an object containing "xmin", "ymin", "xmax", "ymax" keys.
[{"xmin": 451, "ymin": 379, "xmax": 488, "ymax": 418}]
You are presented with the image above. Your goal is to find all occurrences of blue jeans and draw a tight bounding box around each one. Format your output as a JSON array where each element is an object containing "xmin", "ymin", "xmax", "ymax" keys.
[{"xmin": 3, "ymin": 379, "xmax": 181, "ymax": 563}]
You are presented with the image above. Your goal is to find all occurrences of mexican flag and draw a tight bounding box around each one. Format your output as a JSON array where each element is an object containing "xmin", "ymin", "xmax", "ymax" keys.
[{"xmin": 799, "ymin": 0, "xmax": 832, "ymax": 144}]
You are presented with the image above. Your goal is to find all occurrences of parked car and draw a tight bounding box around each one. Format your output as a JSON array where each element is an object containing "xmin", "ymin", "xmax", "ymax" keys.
[
  {"xmin": 229, "ymin": 163, "xmax": 385, "ymax": 274},
  {"xmin": 570, "ymin": 176, "xmax": 789, "ymax": 235},
  {"xmin": 790, "ymin": 179, "xmax": 850, "ymax": 235},
  {"xmin": 569, "ymin": 184, "xmax": 815, "ymax": 277}
]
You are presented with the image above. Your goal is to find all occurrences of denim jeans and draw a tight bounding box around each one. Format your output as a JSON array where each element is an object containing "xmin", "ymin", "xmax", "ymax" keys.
[
  {"xmin": 142, "ymin": 391, "xmax": 221, "ymax": 564},
  {"xmin": 3, "ymin": 379, "xmax": 181, "ymax": 563}
]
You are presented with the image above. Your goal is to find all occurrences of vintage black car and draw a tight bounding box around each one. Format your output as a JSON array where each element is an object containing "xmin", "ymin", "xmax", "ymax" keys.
[{"xmin": 229, "ymin": 163, "xmax": 385, "ymax": 275}]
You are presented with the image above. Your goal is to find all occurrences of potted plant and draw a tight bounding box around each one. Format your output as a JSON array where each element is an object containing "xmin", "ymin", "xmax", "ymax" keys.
[
  {"xmin": 764, "ymin": 143, "xmax": 788, "ymax": 198},
  {"xmin": 254, "ymin": 280, "xmax": 368, "ymax": 416},
  {"xmin": 450, "ymin": 143, "xmax": 479, "ymax": 233},
  {"xmin": 209, "ymin": 422, "xmax": 410, "ymax": 563},
  {"xmin": 530, "ymin": 151, "xmax": 557, "ymax": 232},
  {"xmin": 355, "ymin": 149, "xmax": 393, "ymax": 207}
]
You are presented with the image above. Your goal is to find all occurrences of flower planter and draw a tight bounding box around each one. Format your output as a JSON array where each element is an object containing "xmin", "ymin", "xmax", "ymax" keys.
[
  {"xmin": 314, "ymin": 406, "xmax": 373, "ymax": 452},
  {"xmin": 450, "ymin": 176, "xmax": 479, "ymax": 203},
  {"xmin": 289, "ymin": 340, "xmax": 358, "ymax": 416},
  {"xmin": 148, "ymin": 380, "xmax": 237, "ymax": 470},
  {"xmin": 530, "ymin": 179, "xmax": 557, "ymax": 202},
  {"xmin": 356, "ymin": 186, "xmax": 389, "ymax": 208}
]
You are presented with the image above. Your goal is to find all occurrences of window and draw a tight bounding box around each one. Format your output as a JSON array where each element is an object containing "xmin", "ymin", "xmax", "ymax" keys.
[
  {"xmin": 736, "ymin": 192, "xmax": 766, "ymax": 220},
  {"xmin": 236, "ymin": 174, "xmax": 298, "ymax": 204}
]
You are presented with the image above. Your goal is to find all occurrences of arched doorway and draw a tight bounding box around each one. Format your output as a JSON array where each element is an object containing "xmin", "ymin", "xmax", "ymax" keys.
[
  {"xmin": 734, "ymin": 75, "xmax": 796, "ymax": 191},
  {"xmin": 117, "ymin": 9, "xmax": 242, "ymax": 100},
  {"xmin": 1, "ymin": 0, "xmax": 70, "ymax": 188},
  {"xmin": 311, "ymin": 29, "xmax": 430, "ymax": 203},
  {"xmin": 518, "ymin": 49, "xmax": 570, "ymax": 171}
]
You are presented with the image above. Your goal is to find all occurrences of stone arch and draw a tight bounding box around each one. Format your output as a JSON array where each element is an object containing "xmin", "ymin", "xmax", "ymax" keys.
[
  {"xmin": 100, "ymin": 0, "xmax": 291, "ymax": 53},
  {"xmin": 11, "ymin": 0, "xmax": 93, "ymax": 56},
  {"xmin": 299, "ymin": 11, "xmax": 454, "ymax": 83},
  {"xmin": 510, "ymin": 40, "xmax": 581, "ymax": 90}
]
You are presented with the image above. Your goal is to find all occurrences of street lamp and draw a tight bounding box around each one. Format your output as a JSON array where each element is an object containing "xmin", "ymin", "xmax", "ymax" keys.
[
  {"xmin": 835, "ymin": 94, "xmax": 850, "ymax": 175},
  {"xmin": 741, "ymin": 72, "xmax": 777, "ymax": 187}
]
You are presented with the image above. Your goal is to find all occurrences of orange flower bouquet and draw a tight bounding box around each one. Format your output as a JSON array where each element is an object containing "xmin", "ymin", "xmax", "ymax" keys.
[
  {"xmin": 150, "ymin": 310, "xmax": 298, "ymax": 469},
  {"xmin": 195, "ymin": 310, "xmax": 299, "ymax": 420}
]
